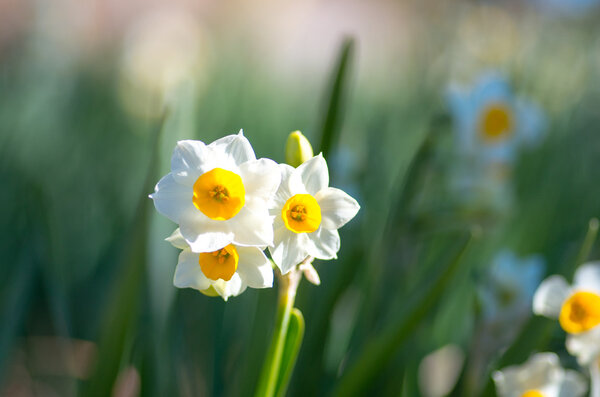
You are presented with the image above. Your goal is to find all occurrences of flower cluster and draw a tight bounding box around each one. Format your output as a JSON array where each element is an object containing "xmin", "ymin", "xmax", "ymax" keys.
[
  {"xmin": 493, "ymin": 262, "xmax": 600, "ymax": 395},
  {"xmin": 150, "ymin": 130, "xmax": 360, "ymax": 300}
]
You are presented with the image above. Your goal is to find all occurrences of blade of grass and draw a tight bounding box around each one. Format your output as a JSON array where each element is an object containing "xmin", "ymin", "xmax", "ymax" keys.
[
  {"xmin": 333, "ymin": 229, "xmax": 476, "ymax": 397},
  {"xmin": 317, "ymin": 37, "xmax": 354, "ymax": 160}
]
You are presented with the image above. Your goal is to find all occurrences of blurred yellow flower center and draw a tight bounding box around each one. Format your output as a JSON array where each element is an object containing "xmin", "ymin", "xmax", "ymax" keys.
[
  {"xmin": 479, "ymin": 104, "xmax": 513, "ymax": 142},
  {"xmin": 559, "ymin": 291, "xmax": 600, "ymax": 334},
  {"xmin": 282, "ymin": 194, "xmax": 321, "ymax": 233},
  {"xmin": 521, "ymin": 391, "xmax": 544, "ymax": 397},
  {"xmin": 199, "ymin": 244, "xmax": 239, "ymax": 281},
  {"xmin": 193, "ymin": 168, "xmax": 245, "ymax": 220}
]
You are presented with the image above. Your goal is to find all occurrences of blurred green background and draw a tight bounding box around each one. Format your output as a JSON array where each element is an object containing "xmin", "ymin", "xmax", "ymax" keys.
[{"xmin": 2, "ymin": 0, "xmax": 600, "ymax": 396}]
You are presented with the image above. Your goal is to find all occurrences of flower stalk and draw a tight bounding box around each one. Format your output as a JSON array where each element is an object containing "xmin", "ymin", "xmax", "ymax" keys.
[{"xmin": 255, "ymin": 260, "xmax": 307, "ymax": 397}]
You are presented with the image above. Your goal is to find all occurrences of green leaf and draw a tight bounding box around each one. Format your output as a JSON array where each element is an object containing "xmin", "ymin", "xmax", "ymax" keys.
[
  {"xmin": 80, "ymin": 113, "xmax": 167, "ymax": 397},
  {"xmin": 317, "ymin": 37, "xmax": 354, "ymax": 160},
  {"xmin": 333, "ymin": 229, "xmax": 476, "ymax": 397},
  {"xmin": 274, "ymin": 308, "xmax": 305, "ymax": 397}
]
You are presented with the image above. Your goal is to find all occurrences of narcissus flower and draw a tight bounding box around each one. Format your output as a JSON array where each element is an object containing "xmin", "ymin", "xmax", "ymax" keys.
[
  {"xmin": 269, "ymin": 154, "xmax": 360, "ymax": 274},
  {"xmin": 493, "ymin": 352, "xmax": 586, "ymax": 397},
  {"xmin": 150, "ymin": 131, "xmax": 280, "ymax": 252},
  {"xmin": 479, "ymin": 250, "xmax": 545, "ymax": 322},
  {"xmin": 533, "ymin": 262, "xmax": 600, "ymax": 365},
  {"xmin": 446, "ymin": 73, "xmax": 545, "ymax": 165},
  {"xmin": 166, "ymin": 229, "xmax": 273, "ymax": 300}
]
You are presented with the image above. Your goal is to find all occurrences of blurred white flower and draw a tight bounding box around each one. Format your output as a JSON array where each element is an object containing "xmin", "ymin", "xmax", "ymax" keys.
[
  {"xmin": 449, "ymin": 160, "xmax": 514, "ymax": 213},
  {"xmin": 167, "ymin": 229, "xmax": 273, "ymax": 301},
  {"xmin": 493, "ymin": 352, "xmax": 587, "ymax": 397},
  {"xmin": 447, "ymin": 72, "xmax": 546, "ymax": 165},
  {"xmin": 468, "ymin": 251, "xmax": 545, "ymax": 390},
  {"xmin": 118, "ymin": 7, "xmax": 211, "ymax": 118},
  {"xmin": 454, "ymin": 5, "xmax": 519, "ymax": 68},
  {"xmin": 533, "ymin": 262, "xmax": 600, "ymax": 365},
  {"xmin": 151, "ymin": 131, "xmax": 280, "ymax": 253},
  {"xmin": 269, "ymin": 154, "xmax": 360, "ymax": 274},
  {"xmin": 480, "ymin": 250, "xmax": 545, "ymax": 322},
  {"xmin": 418, "ymin": 345, "xmax": 465, "ymax": 397}
]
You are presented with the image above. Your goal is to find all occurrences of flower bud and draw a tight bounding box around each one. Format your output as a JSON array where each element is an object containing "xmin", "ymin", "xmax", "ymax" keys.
[{"xmin": 285, "ymin": 130, "xmax": 314, "ymax": 167}]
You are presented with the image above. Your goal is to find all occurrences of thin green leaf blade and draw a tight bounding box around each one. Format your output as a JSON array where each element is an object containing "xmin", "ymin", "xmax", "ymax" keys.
[
  {"xmin": 318, "ymin": 37, "xmax": 354, "ymax": 160},
  {"xmin": 275, "ymin": 308, "xmax": 305, "ymax": 397},
  {"xmin": 80, "ymin": 114, "xmax": 166, "ymax": 397},
  {"xmin": 333, "ymin": 229, "xmax": 476, "ymax": 397}
]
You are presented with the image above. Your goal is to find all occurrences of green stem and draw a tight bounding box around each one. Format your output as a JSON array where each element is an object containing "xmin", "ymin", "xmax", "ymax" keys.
[{"xmin": 256, "ymin": 268, "xmax": 301, "ymax": 397}]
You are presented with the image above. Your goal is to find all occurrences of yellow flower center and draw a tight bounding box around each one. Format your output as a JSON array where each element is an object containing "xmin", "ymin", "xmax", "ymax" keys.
[
  {"xmin": 193, "ymin": 168, "xmax": 245, "ymax": 220},
  {"xmin": 521, "ymin": 391, "xmax": 544, "ymax": 397},
  {"xmin": 282, "ymin": 194, "xmax": 321, "ymax": 233},
  {"xmin": 198, "ymin": 244, "xmax": 239, "ymax": 281},
  {"xmin": 559, "ymin": 291, "xmax": 600, "ymax": 334},
  {"xmin": 479, "ymin": 103, "xmax": 513, "ymax": 142}
]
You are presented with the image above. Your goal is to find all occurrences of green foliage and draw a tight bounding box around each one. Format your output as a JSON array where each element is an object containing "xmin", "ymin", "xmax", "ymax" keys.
[{"xmin": 2, "ymin": 9, "xmax": 600, "ymax": 397}]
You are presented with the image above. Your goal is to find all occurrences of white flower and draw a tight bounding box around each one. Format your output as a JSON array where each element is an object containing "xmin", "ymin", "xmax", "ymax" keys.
[
  {"xmin": 492, "ymin": 352, "xmax": 587, "ymax": 397},
  {"xmin": 446, "ymin": 72, "xmax": 546, "ymax": 165},
  {"xmin": 479, "ymin": 250, "xmax": 545, "ymax": 322},
  {"xmin": 268, "ymin": 154, "xmax": 360, "ymax": 274},
  {"xmin": 166, "ymin": 229, "xmax": 273, "ymax": 301},
  {"xmin": 150, "ymin": 131, "xmax": 281, "ymax": 252},
  {"xmin": 533, "ymin": 262, "xmax": 600, "ymax": 365}
]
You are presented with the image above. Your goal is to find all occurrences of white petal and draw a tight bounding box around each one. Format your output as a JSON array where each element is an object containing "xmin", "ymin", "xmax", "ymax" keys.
[
  {"xmin": 236, "ymin": 247, "xmax": 273, "ymax": 288},
  {"xmin": 239, "ymin": 158, "xmax": 281, "ymax": 205},
  {"xmin": 558, "ymin": 370, "xmax": 587, "ymax": 397},
  {"xmin": 306, "ymin": 228, "xmax": 340, "ymax": 260},
  {"xmin": 492, "ymin": 353, "xmax": 560, "ymax": 397},
  {"xmin": 171, "ymin": 140, "xmax": 209, "ymax": 185},
  {"xmin": 180, "ymin": 220, "xmax": 234, "ymax": 253},
  {"xmin": 533, "ymin": 275, "xmax": 571, "ymax": 319},
  {"xmin": 445, "ymin": 83, "xmax": 477, "ymax": 152},
  {"xmin": 573, "ymin": 262, "xmax": 600, "ymax": 294},
  {"xmin": 315, "ymin": 187, "xmax": 360, "ymax": 230},
  {"xmin": 566, "ymin": 327, "xmax": 600, "ymax": 366},
  {"xmin": 150, "ymin": 173, "xmax": 197, "ymax": 224},
  {"xmin": 270, "ymin": 206, "xmax": 285, "ymax": 231},
  {"xmin": 270, "ymin": 227, "xmax": 309, "ymax": 274},
  {"xmin": 165, "ymin": 228, "xmax": 188, "ymax": 249},
  {"xmin": 173, "ymin": 249, "xmax": 211, "ymax": 290},
  {"xmin": 230, "ymin": 206, "xmax": 274, "ymax": 248},
  {"xmin": 274, "ymin": 164, "xmax": 297, "ymax": 206},
  {"xmin": 208, "ymin": 130, "xmax": 256, "ymax": 165},
  {"xmin": 297, "ymin": 153, "xmax": 329, "ymax": 195},
  {"xmin": 473, "ymin": 73, "xmax": 512, "ymax": 105},
  {"xmin": 515, "ymin": 98, "xmax": 546, "ymax": 148},
  {"xmin": 212, "ymin": 273, "xmax": 246, "ymax": 301}
]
